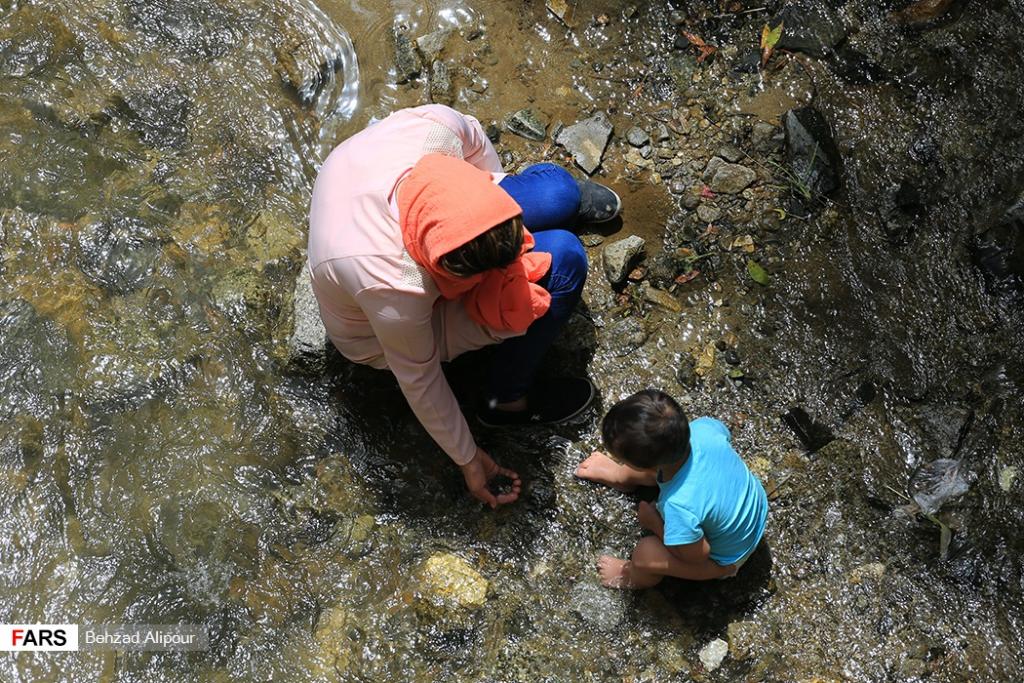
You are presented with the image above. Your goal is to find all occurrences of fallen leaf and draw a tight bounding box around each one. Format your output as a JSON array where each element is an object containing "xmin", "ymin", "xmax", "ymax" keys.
[
  {"xmin": 891, "ymin": 0, "xmax": 955, "ymax": 24},
  {"xmin": 760, "ymin": 22, "xmax": 784, "ymax": 67},
  {"xmin": 770, "ymin": 207, "xmax": 787, "ymax": 219},
  {"xmin": 732, "ymin": 235, "xmax": 756, "ymax": 253},
  {"xmin": 675, "ymin": 269, "xmax": 701, "ymax": 284},
  {"xmin": 747, "ymin": 259, "xmax": 771, "ymax": 285},
  {"xmin": 728, "ymin": 368, "xmax": 745, "ymax": 379},
  {"xmin": 694, "ymin": 342, "xmax": 717, "ymax": 375},
  {"xmin": 683, "ymin": 31, "xmax": 717, "ymax": 64},
  {"xmin": 699, "ymin": 224, "xmax": 719, "ymax": 240},
  {"xmin": 700, "ymin": 185, "xmax": 716, "ymax": 199}
]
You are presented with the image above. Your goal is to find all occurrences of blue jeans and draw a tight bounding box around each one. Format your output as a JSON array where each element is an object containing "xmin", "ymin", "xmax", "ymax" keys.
[{"xmin": 489, "ymin": 164, "xmax": 586, "ymax": 402}]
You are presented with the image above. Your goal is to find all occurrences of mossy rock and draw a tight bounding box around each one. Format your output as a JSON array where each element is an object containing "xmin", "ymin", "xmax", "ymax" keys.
[{"xmin": 415, "ymin": 552, "xmax": 489, "ymax": 618}]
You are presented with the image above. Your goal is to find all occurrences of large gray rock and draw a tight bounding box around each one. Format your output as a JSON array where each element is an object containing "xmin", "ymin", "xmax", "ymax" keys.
[
  {"xmin": 505, "ymin": 108, "xmax": 547, "ymax": 141},
  {"xmin": 393, "ymin": 26, "xmax": 422, "ymax": 83},
  {"xmin": 783, "ymin": 107, "xmax": 841, "ymax": 198},
  {"xmin": 289, "ymin": 266, "xmax": 328, "ymax": 364},
  {"xmin": 556, "ymin": 112, "xmax": 614, "ymax": 175},
  {"xmin": 602, "ymin": 235, "xmax": 645, "ymax": 285},
  {"xmin": 704, "ymin": 158, "xmax": 757, "ymax": 194}
]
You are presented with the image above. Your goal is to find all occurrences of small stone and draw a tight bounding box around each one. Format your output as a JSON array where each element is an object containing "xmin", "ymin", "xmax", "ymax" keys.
[
  {"xmin": 393, "ymin": 27, "xmax": 422, "ymax": 84},
  {"xmin": 643, "ymin": 285, "xmax": 681, "ymax": 312},
  {"xmin": 606, "ymin": 317, "xmax": 648, "ymax": 356},
  {"xmin": 699, "ymin": 638, "xmax": 728, "ymax": 671},
  {"xmin": 783, "ymin": 107, "xmax": 840, "ymax": 197},
  {"xmin": 416, "ymin": 27, "xmax": 453, "ymax": 63},
  {"xmin": 751, "ymin": 121, "xmax": 779, "ymax": 150},
  {"xmin": 724, "ymin": 349, "xmax": 741, "ymax": 366},
  {"xmin": 727, "ymin": 621, "xmax": 760, "ymax": 661},
  {"xmin": 999, "ymin": 465, "xmax": 1018, "ymax": 492},
  {"xmin": 428, "ymin": 61, "xmax": 452, "ymax": 104},
  {"xmin": 717, "ymin": 143, "xmax": 743, "ymax": 163},
  {"xmin": 546, "ymin": 0, "xmax": 576, "ymax": 27},
  {"xmin": 555, "ymin": 112, "xmax": 614, "ymax": 175},
  {"xmin": 603, "ymin": 235, "xmax": 646, "ymax": 285},
  {"xmin": 571, "ymin": 582, "xmax": 626, "ymax": 632},
  {"xmin": 626, "ymin": 126, "xmax": 650, "ymax": 147},
  {"xmin": 470, "ymin": 77, "xmax": 489, "ymax": 94},
  {"xmin": 579, "ymin": 233, "xmax": 604, "ymax": 247},
  {"xmin": 628, "ymin": 266, "xmax": 648, "ymax": 282},
  {"xmin": 708, "ymin": 162, "xmax": 757, "ymax": 194},
  {"xmin": 702, "ymin": 156, "xmax": 725, "ymax": 183},
  {"xmin": 639, "ymin": 144, "xmax": 653, "ymax": 159},
  {"xmin": 669, "ymin": 10, "xmax": 686, "ymax": 26},
  {"xmin": 623, "ymin": 148, "xmax": 653, "ymax": 169},
  {"xmin": 485, "ymin": 123, "xmax": 500, "ymax": 143},
  {"xmin": 676, "ymin": 359, "xmax": 697, "ymax": 388},
  {"xmin": 416, "ymin": 553, "xmax": 489, "ymax": 612},
  {"xmin": 681, "ymin": 185, "xmax": 701, "ymax": 209},
  {"xmin": 697, "ymin": 204, "xmax": 721, "ymax": 223},
  {"xmin": 506, "ymin": 108, "xmax": 547, "ymax": 141},
  {"xmin": 653, "ymin": 122, "xmax": 671, "ymax": 142},
  {"xmin": 849, "ymin": 562, "xmax": 887, "ymax": 585},
  {"xmin": 669, "ymin": 177, "xmax": 688, "ymax": 195},
  {"xmin": 289, "ymin": 265, "xmax": 329, "ymax": 366}
]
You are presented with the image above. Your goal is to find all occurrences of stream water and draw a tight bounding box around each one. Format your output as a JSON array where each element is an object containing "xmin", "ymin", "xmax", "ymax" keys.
[{"xmin": 2, "ymin": 0, "xmax": 1023, "ymax": 681}]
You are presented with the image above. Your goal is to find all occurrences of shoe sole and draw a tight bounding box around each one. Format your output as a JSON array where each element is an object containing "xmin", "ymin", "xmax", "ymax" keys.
[
  {"xmin": 582, "ymin": 187, "xmax": 622, "ymax": 224},
  {"xmin": 476, "ymin": 379, "xmax": 597, "ymax": 429}
]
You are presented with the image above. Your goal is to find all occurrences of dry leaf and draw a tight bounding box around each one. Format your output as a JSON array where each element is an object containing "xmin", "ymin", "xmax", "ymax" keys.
[
  {"xmin": 682, "ymin": 31, "xmax": 717, "ymax": 64},
  {"xmin": 732, "ymin": 235, "xmax": 756, "ymax": 253},
  {"xmin": 700, "ymin": 185, "xmax": 716, "ymax": 199},
  {"xmin": 891, "ymin": 0, "xmax": 955, "ymax": 24},
  {"xmin": 760, "ymin": 23, "xmax": 784, "ymax": 67},
  {"xmin": 675, "ymin": 269, "xmax": 701, "ymax": 284}
]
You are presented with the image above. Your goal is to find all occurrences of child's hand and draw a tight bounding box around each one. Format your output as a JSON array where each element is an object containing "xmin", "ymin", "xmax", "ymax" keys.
[{"xmin": 637, "ymin": 500, "xmax": 664, "ymax": 537}]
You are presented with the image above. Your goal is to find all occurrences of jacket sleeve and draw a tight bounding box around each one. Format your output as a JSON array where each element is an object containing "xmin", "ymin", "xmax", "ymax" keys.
[
  {"xmin": 417, "ymin": 104, "xmax": 503, "ymax": 173},
  {"xmin": 353, "ymin": 283, "xmax": 478, "ymax": 466}
]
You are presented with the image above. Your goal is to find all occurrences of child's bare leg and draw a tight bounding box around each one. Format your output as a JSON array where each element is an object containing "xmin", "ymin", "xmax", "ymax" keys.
[
  {"xmin": 598, "ymin": 537, "xmax": 733, "ymax": 589},
  {"xmin": 637, "ymin": 500, "xmax": 664, "ymax": 537},
  {"xmin": 575, "ymin": 452, "xmax": 657, "ymax": 492}
]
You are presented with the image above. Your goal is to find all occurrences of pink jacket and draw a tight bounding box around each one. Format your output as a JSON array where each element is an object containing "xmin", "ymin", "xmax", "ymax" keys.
[{"xmin": 308, "ymin": 105, "xmax": 518, "ymax": 465}]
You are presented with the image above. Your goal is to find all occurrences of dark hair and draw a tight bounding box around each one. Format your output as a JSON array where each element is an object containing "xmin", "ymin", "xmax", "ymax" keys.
[
  {"xmin": 601, "ymin": 389, "xmax": 690, "ymax": 468},
  {"xmin": 439, "ymin": 216, "xmax": 524, "ymax": 277}
]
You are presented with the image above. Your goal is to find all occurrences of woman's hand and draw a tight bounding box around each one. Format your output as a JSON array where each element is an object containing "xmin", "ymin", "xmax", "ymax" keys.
[{"xmin": 460, "ymin": 447, "xmax": 522, "ymax": 508}]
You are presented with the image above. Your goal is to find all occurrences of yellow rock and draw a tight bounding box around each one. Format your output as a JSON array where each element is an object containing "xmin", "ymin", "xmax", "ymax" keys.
[{"xmin": 417, "ymin": 552, "xmax": 488, "ymax": 612}]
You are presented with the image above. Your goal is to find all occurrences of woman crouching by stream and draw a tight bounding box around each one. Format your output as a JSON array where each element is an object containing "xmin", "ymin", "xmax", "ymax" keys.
[{"xmin": 308, "ymin": 105, "xmax": 621, "ymax": 507}]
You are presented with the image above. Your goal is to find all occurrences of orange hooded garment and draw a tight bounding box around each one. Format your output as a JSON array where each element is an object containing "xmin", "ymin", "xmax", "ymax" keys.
[{"xmin": 398, "ymin": 153, "xmax": 552, "ymax": 333}]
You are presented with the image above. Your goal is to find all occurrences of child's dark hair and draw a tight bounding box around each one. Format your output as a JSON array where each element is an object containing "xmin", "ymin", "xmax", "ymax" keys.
[
  {"xmin": 440, "ymin": 216, "xmax": 524, "ymax": 277},
  {"xmin": 601, "ymin": 389, "xmax": 690, "ymax": 468}
]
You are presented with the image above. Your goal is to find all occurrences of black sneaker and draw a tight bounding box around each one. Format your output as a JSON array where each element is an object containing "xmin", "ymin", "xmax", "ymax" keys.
[
  {"xmin": 477, "ymin": 377, "xmax": 597, "ymax": 427},
  {"xmin": 577, "ymin": 179, "xmax": 622, "ymax": 223}
]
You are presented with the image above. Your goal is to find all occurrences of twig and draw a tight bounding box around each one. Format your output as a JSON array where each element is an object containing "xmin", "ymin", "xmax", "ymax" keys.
[{"xmin": 712, "ymin": 6, "xmax": 768, "ymax": 19}]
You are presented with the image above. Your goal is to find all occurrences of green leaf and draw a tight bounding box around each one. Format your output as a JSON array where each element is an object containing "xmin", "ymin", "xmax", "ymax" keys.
[
  {"xmin": 760, "ymin": 22, "xmax": 784, "ymax": 66},
  {"xmin": 747, "ymin": 259, "xmax": 771, "ymax": 285}
]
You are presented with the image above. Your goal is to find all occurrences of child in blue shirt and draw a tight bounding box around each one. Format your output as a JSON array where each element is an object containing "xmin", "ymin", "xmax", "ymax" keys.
[{"xmin": 576, "ymin": 389, "xmax": 768, "ymax": 589}]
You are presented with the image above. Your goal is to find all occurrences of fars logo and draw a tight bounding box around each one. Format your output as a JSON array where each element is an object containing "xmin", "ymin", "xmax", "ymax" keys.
[{"xmin": 1, "ymin": 625, "xmax": 79, "ymax": 651}]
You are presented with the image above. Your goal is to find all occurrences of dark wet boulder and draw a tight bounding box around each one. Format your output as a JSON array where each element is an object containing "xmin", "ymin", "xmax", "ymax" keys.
[
  {"xmin": 275, "ymin": 31, "xmax": 346, "ymax": 107},
  {"xmin": 771, "ymin": 0, "xmax": 847, "ymax": 58},
  {"xmin": 393, "ymin": 26, "xmax": 422, "ymax": 84},
  {"xmin": 76, "ymin": 216, "xmax": 161, "ymax": 295},
  {"xmin": 972, "ymin": 194, "xmax": 1024, "ymax": 291},
  {"xmin": 781, "ymin": 406, "xmax": 835, "ymax": 452},
  {"xmin": 117, "ymin": 85, "xmax": 192, "ymax": 150},
  {"xmin": 555, "ymin": 112, "xmax": 613, "ymax": 175},
  {"xmin": 782, "ymin": 107, "xmax": 841, "ymax": 198}
]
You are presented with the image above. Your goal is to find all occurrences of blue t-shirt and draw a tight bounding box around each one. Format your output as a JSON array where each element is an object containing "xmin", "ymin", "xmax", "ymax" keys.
[{"xmin": 657, "ymin": 417, "xmax": 768, "ymax": 565}]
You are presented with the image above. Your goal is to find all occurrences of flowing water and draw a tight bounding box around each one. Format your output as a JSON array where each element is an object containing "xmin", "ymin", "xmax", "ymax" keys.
[{"xmin": 2, "ymin": 0, "xmax": 1023, "ymax": 681}]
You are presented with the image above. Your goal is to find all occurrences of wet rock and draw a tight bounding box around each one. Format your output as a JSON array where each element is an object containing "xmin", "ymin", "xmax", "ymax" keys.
[
  {"xmin": 697, "ymin": 204, "xmax": 722, "ymax": 224},
  {"xmin": 653, "ymin": 122, "xmax": 671, "ymax": 143},
  {"xmin": 704, "ymin": 158, "xmax": 757, "ymax": 194},
  {"xmin": 909, "ymin": 459, "xmax": 970, "ymax": 516},
  {"xmin": 416, "ymin": 27, "xmax": 453, "ymax": 63},
  {"xmin": 751, "ymin": 121, "xmax": 779, "ymax": 150},
  {"xmin": 624, "ymin": 147, "xmax": 654, "ymax": 170},
  {"xmin": 717, "ymin": 144, "xmax": 743, "ymax": 163},
  {"xmin": 118, "ymin": 85, "xmax": 192, "ymax": 150},
  {"xmin": 124, "ymin": 0, "xmax": 239, "ymax": 60},
  {"xmin": 727, "ymin": 621, "xmax": 760, "ymax": 661},
  {"xmin": 606, "ymin": 317, "xmax": 648, "ymax": 356},
  {"xmin": 579, "ymin": 233, "xmax": 604, "ymax": 247},
  {"xmin": 77, "ymin": 216, "xmax": 161, "ymax": 295},
  {"xmin": 416, "ymin": 552, "xmax": 488, "ymax": 614},
  {"xmin": 0, "ymin": 7, "xmax": 77, "ymax": 78},
  {"xmin": 642, "ymin": 285, "xmax": 681, "ymax": 313},
  {"xmin": 555, "ymin": 112, "xmax": 613, "ymax": 175},
  {"xmin": 698, "ymin": 638, "xmax": 728, "ymax": 671},
  {"xmin": 393, "ymin": 26, "xmax": 422, "ymax": 84},
  {"xmin": 288, "ymin": 265, "xmax": 328, "ymax": 366},
  {"xmin": 676, "ymin": 358, "xmax": 697, "ymax": 388},
  {"xmin": 771, "ymin": 0, "xmax": 846, "ymax": 58},
  {"xmin": 0, "ymin": 299, "xmax": 72, "ymax": 420},
  {"xmin": 783, "ymin": 107, "xmax": 841, "ymax": 198},
  {"xmin": 428, "ymin": 61, "xmax": 453, "ymax": 105},
  {"xmin": 546, "ymin": 0, "xmax": 576, "ymax": 28},
  {"xmin": 311, "ymin": 605, "xmax": 353, "ymax": 675},
  {"xmin": 891, "ymin": 0, "xmax": 956, "ymax": 25},
  {"xmin": 782, "ymin": 406, "xmax": 835, "ymax": 452},
  {"xmin": 275, "ymin": 29, "xmax": 347, "ymax": 107},
  {"xmin": 626, "ymin": 126, "xmax": 650, "ymax": 147},
  {"xmin": 972, "ymin": 199, "xmax": 1024, "ymax": 289},
  {"xmin": 570, "ymin": 582, "xmax": 626, "ymax": 632},
  {"xmin": 681, "ymin": 184, "xmax": 702, "ymax": 209},
  {"xmin": 505, "ymin": 108, "xmax": 547, "ymax": 141},
  {"xmin": 602, "ymin": 235, "xmax": 645, "ymax": 285}
]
